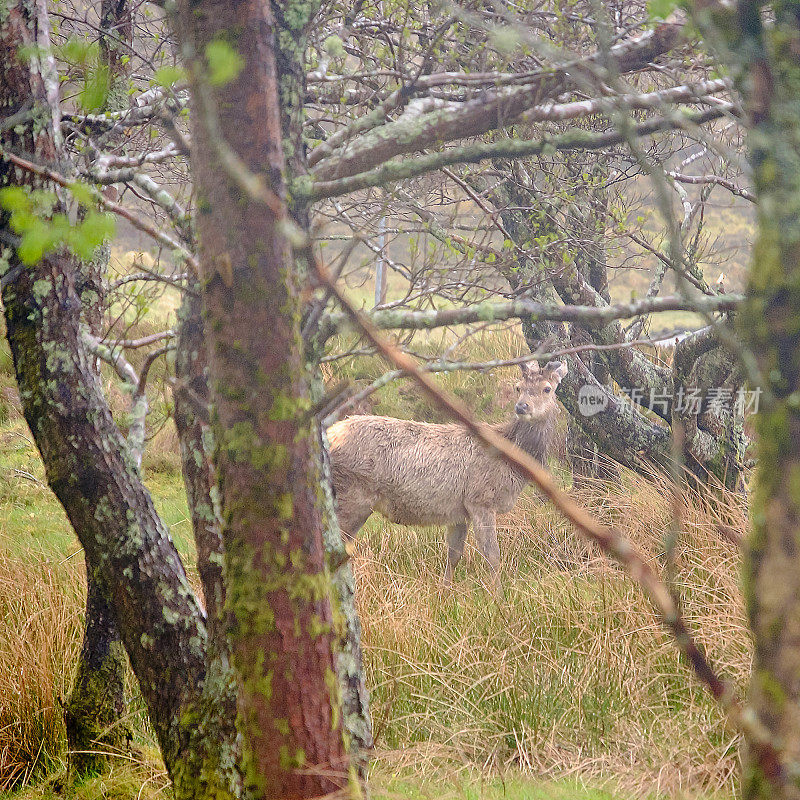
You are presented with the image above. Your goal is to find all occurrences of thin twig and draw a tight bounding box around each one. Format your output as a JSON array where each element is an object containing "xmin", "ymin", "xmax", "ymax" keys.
[{"xmin": 1, "ymin": 150, "xmax": 199, "ymax": 274}]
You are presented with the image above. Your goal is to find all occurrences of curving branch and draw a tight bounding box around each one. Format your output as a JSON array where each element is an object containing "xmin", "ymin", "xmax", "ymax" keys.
[
  {"xmin": 312, "ymin": 14, "xmax": 689, "ymax": 181},
  {"xmin": 307, "ymin": 105, "xmax": 734, "ymax": 200},
  {"xmin": 84, "ymin": 332, "xmax": 173, "ymax": 467},
  {"xmin": 666, "ymin": 170, "xmax": 756, "ymax": 203},
  {"xmin": 2, "ymin": 150, "xmax": 199, "ymax": 272}
]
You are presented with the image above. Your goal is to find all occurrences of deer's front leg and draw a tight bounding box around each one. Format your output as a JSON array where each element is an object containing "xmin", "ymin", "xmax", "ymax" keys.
[{"xmin": 466, "ymin": 505, "xmax": 501, "ymax": 598}]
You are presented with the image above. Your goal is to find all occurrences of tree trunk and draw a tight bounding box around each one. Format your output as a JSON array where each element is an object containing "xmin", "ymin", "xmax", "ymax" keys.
[
  {"xmin": 271, "ymin": 0, "xmax": 374, "ymax": 766},
  {"xmin": 0, "ymin": 5, "xmax": 238, "ymax": 798},
  {"xmin": 562, "ymin": 157, "xmax": 621, "ymax": 485},
  {"xmin": 64, "ymin": 0, "xmax": 133, "ymax": 775},
  {"xmin": 174, "ymin": 286, "xmax": 226, "ymax": 639},
  {"xmin": 63, "ymin": 569, "xmax": 129, "ymax": 777},
  {"xmin": 173, "ymin": 0, "xmax": 354, "ymax": 795},
  {"xmin": 173, "ymin": 285, "xmax": 242, "ymax": 797},
  {"xmin": 739, "ymin": 109, "xmax": 800, "ymax": 800},
  {"xmin": 694, "ymin": 4, "xmax": 800, "ymax": 795}
]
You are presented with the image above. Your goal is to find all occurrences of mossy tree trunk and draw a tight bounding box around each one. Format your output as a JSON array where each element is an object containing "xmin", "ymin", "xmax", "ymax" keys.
[
  {"xmin": 692, "ymin": 1, "xmax": 800, "ymax": 796},
  {"xmin": 173, "ymin": 0, "xmax": 354, "ymax": 796},
  {"xmin": 561, "ymin": 157, "xmax": 621, "ymax": 485},
  {"xmin": 173, "ymin": 286, "xmax": 242, "ymax": 797},
  {"xmin": 63, "ymin": 573, "xmax": 129, "ymax": 776},
  {"xmin": 174, "ymin": 286, "xmax": 226, "ymax": 643},
  {"xmin": 0, "ymin": 4, "xmax": 239, "ymax": 798},
  {"xmin": 64, "ymin": 0, "xmax": 133, "ymax": 776},
  {"xmin": 271, "ymin": 0, "xmax": 374, "ymax": 767}
]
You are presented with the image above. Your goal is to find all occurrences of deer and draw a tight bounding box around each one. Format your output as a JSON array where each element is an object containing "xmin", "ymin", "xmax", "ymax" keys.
[{"xmin": 326, "ymin": 360, "xmax": 568, "ymax": 590}]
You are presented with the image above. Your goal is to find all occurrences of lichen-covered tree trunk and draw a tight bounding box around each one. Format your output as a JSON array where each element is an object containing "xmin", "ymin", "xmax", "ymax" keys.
[
  {"xmin": 272, "ymin": 0, "xmax": 373, "ymax": 766},
  {"xmin": 562, "ymin": 157, "xmax": 621, "ymax": 485},
  {"xmin": 173, "ymin": 285, "xmax": 242, "ymax": 797},
  {"xmin": 738, "ymin": 78, "xmax": 800, "ymax": 800},
  {"xmin": 173, "ymin": 0, "xmax": 354, "ymax": 796},
  {"xmin": 64, "ymin": 0, "xmax": 133, "ymax": 775},
  {"xmin": 63, "ymin": 570, "xmax": 129, "ymax": 776},
  {"xmin": 174, "ymin": 287, "xmax": 225, "ymax": 638},
  {"xmin": 691, "ymin": 2, "xmax": 800, "ymax": 796},
  {"xmin": 0, "ymin": 5, "xmax": 238, "ymax": 798}
]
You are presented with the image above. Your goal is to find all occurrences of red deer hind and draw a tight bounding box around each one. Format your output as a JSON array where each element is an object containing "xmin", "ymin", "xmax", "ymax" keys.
[{"xmin": 327, "ymin": 360, "xmax": 567, "ymax": 589}]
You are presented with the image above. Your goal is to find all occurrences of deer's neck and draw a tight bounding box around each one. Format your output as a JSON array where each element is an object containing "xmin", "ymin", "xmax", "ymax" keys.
[{"xmin": 496, "ymin": 415, "xmax": 553, "ymax": 464}]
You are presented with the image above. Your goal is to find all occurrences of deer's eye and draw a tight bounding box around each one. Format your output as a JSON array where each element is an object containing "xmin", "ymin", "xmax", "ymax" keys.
[
  {"xmin": 544, "ymin": 387, "xmax": 552, "ymax": 394},
  {"xmin": 515, "ymin": 383, "xmax": 521, "ymax": 391}
]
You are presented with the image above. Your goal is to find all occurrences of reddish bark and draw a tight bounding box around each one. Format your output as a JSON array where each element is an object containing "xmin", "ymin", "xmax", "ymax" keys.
[{"xmin": 173, "ymin": 0, "xmax": 350, "ymax": 796}]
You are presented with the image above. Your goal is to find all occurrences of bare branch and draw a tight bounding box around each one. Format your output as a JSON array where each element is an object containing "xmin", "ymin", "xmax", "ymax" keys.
[
  {"xmin": 2, "ymin": 150, "xmax": 199, "ymax": 273},
  {"xmin": 667, "ymin": 170, "xmax": 756, "ymax": 202},
  {"xmin": 319, "ymin": 291, "xmax": 743, "ymax": 341},
  {"xmin": 307, "ymin": 106, "xmax": 733, "ymax": 201},
  {"xmin": 312, "ymin": 14, "xmax": 688, "ymax": 181},
  {"xmin": 107, "ymin": 330, "xmax": 176, "ymax": 349}
]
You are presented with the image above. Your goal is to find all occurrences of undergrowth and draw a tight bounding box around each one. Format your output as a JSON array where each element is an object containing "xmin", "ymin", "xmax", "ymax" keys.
[{"xmin": 0, "ymin": 262, "xmax": 747, "ymax": 799}]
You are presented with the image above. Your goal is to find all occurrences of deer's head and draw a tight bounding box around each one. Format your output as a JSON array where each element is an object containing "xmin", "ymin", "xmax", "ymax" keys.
[{"xmin": 514, "ymin": 360, "xmax": 568, "ymax": 421}]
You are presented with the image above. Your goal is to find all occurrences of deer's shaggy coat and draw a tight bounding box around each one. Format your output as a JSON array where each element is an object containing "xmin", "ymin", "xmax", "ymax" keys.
[{"xmin": 327, "ymin": 360, "xmax": 567, "ymax": 585}]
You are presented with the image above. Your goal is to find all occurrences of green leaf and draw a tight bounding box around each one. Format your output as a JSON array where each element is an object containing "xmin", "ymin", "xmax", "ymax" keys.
[
  {"xmin": 322, "ymin": 35, "xmax": 346, "ymax": 58},
  {"xmin": 16, "ymin": 219, "xmax": 52, "ymax": 265},
  {"xmin": 0, "ymin": 186, "xmax": 32, "ymax": 214},
  {"xmin": 80, "ymin": 64, "xmax": 110, "ymax": 112},
  {"xmin": 153, "ymin": 65, "xmax": 186, "ymax": 88},
  {"xmin": 205, "ymin": 40, "xmax": 244, "ymax": 87},
  {"xmin": 69, "ymin": 212, "xmax": 116, "ymax": 258},
  {"xmin": 59, "ymin": 37, "xmax": 98, "ymax": 67},
  {"xmin": 68, "ymin": 182, "xmax": 95, "ymax": 207},
  {"xmin": 647, "ymin": 0, "xmax": 679, "ymax": 20},
  {"xmin": 489, "ymin": 26, "xmax": 520, "ymax": 55}
]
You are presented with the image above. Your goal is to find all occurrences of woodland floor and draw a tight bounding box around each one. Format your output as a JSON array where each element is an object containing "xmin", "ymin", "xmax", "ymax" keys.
[{"xmin": 0, "ymin": 263, "xmax": 747, "ymax": 799}]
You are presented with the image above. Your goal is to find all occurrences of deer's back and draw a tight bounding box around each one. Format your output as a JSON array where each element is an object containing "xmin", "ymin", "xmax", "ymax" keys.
[{"xmin": 327, "ymin": 415, "xmax": 525, "ymax": 526}]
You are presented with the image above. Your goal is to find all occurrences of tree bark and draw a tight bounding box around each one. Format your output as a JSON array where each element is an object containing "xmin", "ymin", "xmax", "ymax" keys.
[
  {"xmin": 272, "ymin": 0, "xmax": 374, "ymax": 766},
  {"xmin": 0, "ymin": 5, "xmax": 238, "ymax": 798},
  {"xmin": 690, "ymin": 1, "xmax": 800, "ymax": 795},
  {"xmin": 64, "ymin": 0, "xmax": 133, "ymax": 776},
  {"xmin": 562, "ymin": 156, "xmax": 621, "ymax": 485},
  {"xmin": 173, "ymin": 285, "xmax": 242, "ymax": 797},
  {"xmin": 63, "ymin": 568, "xmax": 129, "ymax": 777},
  {"xmin": 173, "ymin": 0, "xmax": 354, "ymax": 795}
]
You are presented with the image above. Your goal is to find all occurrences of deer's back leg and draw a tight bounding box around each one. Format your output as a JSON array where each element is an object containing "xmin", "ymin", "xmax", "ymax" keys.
[{"xmin": 444, "ymin": 521, "xmax": 468, "ymax": 584}]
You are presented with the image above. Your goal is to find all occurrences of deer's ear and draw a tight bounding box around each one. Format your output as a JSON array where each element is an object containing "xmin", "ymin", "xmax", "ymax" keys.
[{"xmin": 545, "ymin": 360, "xmax": 568, "ymax": 382}]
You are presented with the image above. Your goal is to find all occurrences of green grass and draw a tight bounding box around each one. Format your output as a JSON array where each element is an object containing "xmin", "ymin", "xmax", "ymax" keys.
[
  {"xmin": 1, "ymin": 764, "xmax": 660, "ymax": 800},
  {"xmin": 0, "ymin": 418, "xmax": 193, "ymax": 564},
  {"xmin": 372, "ymin": 774, "xmax": 623, "ymax": 799}
]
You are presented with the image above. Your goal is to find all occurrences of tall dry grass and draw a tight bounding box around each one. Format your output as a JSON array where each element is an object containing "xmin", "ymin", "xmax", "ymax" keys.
[
  {"xmin": 355, "ymin": 471, "xmax": 749, "ymax": 798},
  {"xmin": 0, "ymin": 549, "xmax": 84, "ymax": 790}
]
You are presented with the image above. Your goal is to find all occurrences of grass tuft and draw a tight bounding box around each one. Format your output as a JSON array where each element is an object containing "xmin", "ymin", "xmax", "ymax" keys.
[{"xmin": 0, "ymin": 548, "xmax": 84, "ymax": 790}]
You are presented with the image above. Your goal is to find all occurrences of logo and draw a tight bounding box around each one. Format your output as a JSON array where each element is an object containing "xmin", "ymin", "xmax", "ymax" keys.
[{"xmin": 577, "ymin": 384, "xmax": 608, "ymax": 417}]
